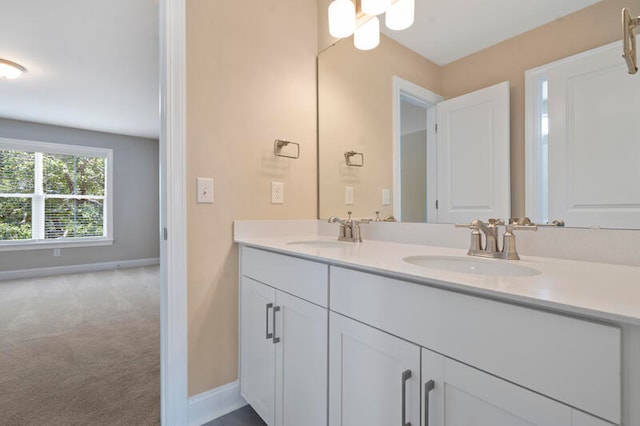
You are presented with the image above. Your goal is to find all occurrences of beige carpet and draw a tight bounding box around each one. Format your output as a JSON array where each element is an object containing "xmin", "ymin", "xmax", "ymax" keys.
[{"xmin": 0, "ymin": 266, "xmax": 160, "ymax": 425}]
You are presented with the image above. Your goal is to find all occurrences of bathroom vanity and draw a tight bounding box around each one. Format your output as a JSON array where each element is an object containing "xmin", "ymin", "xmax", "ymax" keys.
[{"xmin": 235, "ymin": 222, "xmax": 640, "ymax": 426}]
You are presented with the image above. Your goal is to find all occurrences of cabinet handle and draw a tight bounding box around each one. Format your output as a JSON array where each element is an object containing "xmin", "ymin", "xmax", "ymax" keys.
[
  {"xmin": 401, "ymin": 369, "xmax": 411, "ymax": 426},
  {"xmin": 424, "ymin": 380, "xmax": 435, "ymax": 426},
  {"xmin": 265, "ymin": 303, "xmax": 273, "ymax": 340},
  {"xmin": 272, "ymin": 305, "xmax": 281, "ymax": 344}
]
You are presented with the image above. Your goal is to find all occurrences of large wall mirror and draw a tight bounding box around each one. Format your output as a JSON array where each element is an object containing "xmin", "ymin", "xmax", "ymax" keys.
[{"xmin": 318, "ymin": 0, "xmax": 639, "ymax": 229}]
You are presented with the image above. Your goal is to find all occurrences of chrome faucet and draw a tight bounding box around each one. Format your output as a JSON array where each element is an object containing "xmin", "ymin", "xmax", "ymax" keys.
[
  {"xmin": 328, "ymin": 211, "xmax": 367, "ymax": 242},
  {"xmin": 455, "ymin": 218, "xmax": 537, "ymax": 260}
]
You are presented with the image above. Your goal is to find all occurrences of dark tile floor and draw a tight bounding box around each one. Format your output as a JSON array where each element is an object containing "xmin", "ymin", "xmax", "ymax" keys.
[{"xmin": 202, "ymin": 404, "xmax": 266, "ymax": 426}]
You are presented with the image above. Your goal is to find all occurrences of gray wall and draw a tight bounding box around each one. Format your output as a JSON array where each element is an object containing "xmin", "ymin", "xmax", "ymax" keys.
[
  {"xmin": 401, "ymin": 130, "xmax": 427, "ymax": 223},
  {"xmin": 0, "ymin": 118, "xmax": 159, "ymax": 271}
]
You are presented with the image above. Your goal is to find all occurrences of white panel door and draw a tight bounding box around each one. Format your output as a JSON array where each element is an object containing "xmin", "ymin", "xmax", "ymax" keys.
[
  {"xmin": 274, "ymin": 291, "xmax": 327, "ymax": 426},
  {"xmin": 436, "ymin": 81, "xmax": 510, "ymax": 223},
  {"xmin": 240, "ymin": 277, "xmax": 276, "ymax": 425},
  {"xmin": 421, "ymin": 348, "xmax": 573, "ymax": 426},
  {"xmin": 548, "ymin": 43, "xmax": 640, "ymax": 228},
  {"xmin": 329, "ymin": 312, "xmax": 420, "ymax": 426}
]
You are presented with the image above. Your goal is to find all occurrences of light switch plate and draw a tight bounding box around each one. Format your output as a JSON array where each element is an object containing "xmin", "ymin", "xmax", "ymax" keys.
[
  {"xmin": 345, "ymin": 186, "xmax": 354, "ymax": 205},
  {"xmin": 271, "ymin": 182, "xmax": 284, "ymax": 204},
  {"xmin": 382, "ymin": 188, "xmax": 391, "ymax": 206},
  {"xmin": 197, "ymin": 177, "xmax": 214, "ymax": 203}
]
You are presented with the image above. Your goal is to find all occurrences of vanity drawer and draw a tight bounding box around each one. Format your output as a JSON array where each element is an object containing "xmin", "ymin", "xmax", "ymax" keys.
[
  {"xmin": 241, "ymin": 247, "xmax": 329, "ymax": 307},
  {"xmin": 330, "ymin": 266, "xmax": 621, "ymax": 424}
]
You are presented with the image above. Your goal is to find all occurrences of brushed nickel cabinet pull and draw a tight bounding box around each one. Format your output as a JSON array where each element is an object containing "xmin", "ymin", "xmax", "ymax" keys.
[
  {"xmin": 272, "ymin": 305, "xmax": 281, "ymax": 344},
  {"xmin": 424, "ymin": 380, "xmax": 435, "ymax": 426},
  {"xmin": 265, "ymin": 303, "xmax": 273, "ymax": 340},
  {"xmin": 402, "ymin": 369, "xmax": 412, "ymax": 426}
]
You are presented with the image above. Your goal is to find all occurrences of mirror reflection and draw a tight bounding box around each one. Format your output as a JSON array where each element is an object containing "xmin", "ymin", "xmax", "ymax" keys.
[{"xmin": 318, "ymin": 0, "xmax": 638, "ymax": 228}]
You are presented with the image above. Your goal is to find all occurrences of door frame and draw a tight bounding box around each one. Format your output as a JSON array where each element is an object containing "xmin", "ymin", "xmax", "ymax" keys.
[
  {"xmin": 391, "ymin": 76, "xmax": 442, "ymax": 222},
  {"xmin": 160, "ymin": 0, "xmax": 188, "ymax": 424}
]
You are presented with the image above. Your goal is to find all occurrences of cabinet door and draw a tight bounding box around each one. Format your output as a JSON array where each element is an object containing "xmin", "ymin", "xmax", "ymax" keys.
[
  {"xmin": 422, "ymin": 348, "xmax": 572, "ymax": 426},
  {"xmin": 240, "ymin": 277, "xmax": 276, "ymax": 425},
  {"xmin": 274, "ymin": 291, "xmax": 328, "ymax": 426},
  {"xmin": 330, "ymin": 312, "xmax": 420, "ymax": 426}
]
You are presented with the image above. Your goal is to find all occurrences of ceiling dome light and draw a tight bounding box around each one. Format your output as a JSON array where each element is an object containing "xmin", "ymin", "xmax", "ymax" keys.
[
  {"xmin": 328, "ymin": 0, "xmax": 356, "ymax": 38},
  {"xmin": 354, "ymin": 16, "xmax": 380, "ymax": 51},
  {"xmin": 0, "ymin": 59, "xmax": 27, "ymax": 80},
  {"xmin": 385, "ymin": 0, "xmax": 414, "ymax": 31},
  {"xmin": 361, "ymin": 0, "xmax": 391, "ymax": 16}
]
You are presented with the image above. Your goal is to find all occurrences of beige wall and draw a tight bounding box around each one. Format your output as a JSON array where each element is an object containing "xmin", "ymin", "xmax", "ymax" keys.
[
  {"xmin": 441, "ymin": 0, "xmax": 629, "ymax": 217},
  {"xmin": 318, "ymin": 34, "xmax": 441, "ymax": 219},
  {"xmin": 186, "ymin": 0, "xmax": 318, "ymax": 395}
]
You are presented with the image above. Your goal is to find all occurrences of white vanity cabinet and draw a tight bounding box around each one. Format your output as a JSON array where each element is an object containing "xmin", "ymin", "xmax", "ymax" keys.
[
  {"xmin": 238, "ymin": 245, "xmax": 628, "ymax": 426},
  {"xmin": 330, "ymin": 266, "xmax": 621, "ymax": 425},
  {"xmin": 329, "ymin": 312, "xmax": 421, "ymax": 426},
  {"xmin": 239, "ymin": 247, "xmax": 328, "ymax": 426}
]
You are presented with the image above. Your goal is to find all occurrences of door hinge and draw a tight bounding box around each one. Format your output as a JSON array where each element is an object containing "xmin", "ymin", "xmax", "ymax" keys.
[
  {"xmin": 163, "ymin": 227, "xmax": 168, "ymax": 241},
  {"xmin": 435, "ymin": 123, "xmax": 438, "ymax": 133},
  {"xmin": 435, "ymin": 200, "xmax": 439, "ymax": 209}
]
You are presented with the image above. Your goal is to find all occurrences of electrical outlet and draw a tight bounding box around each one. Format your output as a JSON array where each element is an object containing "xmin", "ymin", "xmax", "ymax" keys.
[
  {"xmin": 345, "ymin": 186, "xmax": 354, "ymax": 205},
  {"xmin": 382, "ymin": 188, "xmax": 391, "ymax": 206},
  {"xmin": 196, "ymin": 177, "xmax": 214, "ymax": 203},
  {"xmin": 53, "ymin": 248, "xmax": 61, "ymax": 257},
  {"xmin": 271, "ymin": 182, "xmax": 284, "ymax": 204}
]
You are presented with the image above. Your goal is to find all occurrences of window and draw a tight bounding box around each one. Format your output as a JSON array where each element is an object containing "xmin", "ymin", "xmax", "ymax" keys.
[
  {"xmin": 0, "ymin": 138, "xmax": 113, "ymax": 250},
  {"xmin": 525, "ymin": 70, "xmax": 550, "ymax": 224}
]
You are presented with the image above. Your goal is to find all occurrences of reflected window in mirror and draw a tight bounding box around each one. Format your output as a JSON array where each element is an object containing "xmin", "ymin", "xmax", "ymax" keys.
[{"xmin": 529, "ymin": 75, "xmax": 550, "ymax": 225}]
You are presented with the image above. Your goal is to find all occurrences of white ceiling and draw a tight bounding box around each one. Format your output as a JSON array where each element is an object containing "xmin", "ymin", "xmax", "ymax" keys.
[
  {"xmin": 0, "ymin": 0, "xmax": 602, "ymax": 139},
  {"xmin": 0, "ymin": 0, "xmax": 159, "ymax": 139},
  {"xmin": 382, "ymin": 0, "xmax": 602, "ymax": 65}
]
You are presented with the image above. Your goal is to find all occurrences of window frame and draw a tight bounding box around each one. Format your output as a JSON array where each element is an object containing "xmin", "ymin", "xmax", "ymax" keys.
[{"xmin": 0, "ymin": 137, "xmax": 113, "ymax": 251}]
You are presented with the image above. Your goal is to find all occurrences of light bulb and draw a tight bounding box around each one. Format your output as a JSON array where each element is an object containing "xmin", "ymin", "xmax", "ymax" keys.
[
  {"xmin": 385, "ymin": 0, "xmax": 414, "ymax": 31},
  {"xmin": 0, "ymin": 59, "xmax": 26, "ymax": 80},
  {"xmin": 361, "ymin": 0, "xmax": 391, "ymax": 16},
  {"xmin": 328, "ymin": 0, "xmax": 356, "ymax": 38},
  {"xmin": 354, "ymin": 16, "xmax": 380, "ymax": 51}
]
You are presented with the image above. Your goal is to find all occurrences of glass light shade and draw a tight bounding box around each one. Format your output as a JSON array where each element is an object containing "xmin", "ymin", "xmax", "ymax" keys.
[
  {"xmin": 385, "ymin": 0, "xmax": 414, "ymax": 31},
  {"xmin": 354, "ymin": 16, "xmax": 380, "ymax": 51},
  {"xmin": 0, "ymin": 59, "xmax": 26, "ymax": 80},
  {"xmin": 328, "ymin": 0, "xmax": 356, "ymax": 38},
  {"xmin": 361, "ymin": 0, "xmax": 391, "ymax": 16}
]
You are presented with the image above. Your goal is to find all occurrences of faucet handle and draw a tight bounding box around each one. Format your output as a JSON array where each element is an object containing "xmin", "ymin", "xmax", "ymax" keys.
[
  {"xmin": 455, "ymin": 221, "xmax": 483, "ymax": 252},
  {"xmin": 454, "ymin": 220, "xmax": 480, "ymax": 229},
  {"xmin": 507, "ymin": 224, "xmax": 538, "ymax": 232},
  {"xmin": 502, "ymin": 223, "xmax": 537, "ymax": 260}
]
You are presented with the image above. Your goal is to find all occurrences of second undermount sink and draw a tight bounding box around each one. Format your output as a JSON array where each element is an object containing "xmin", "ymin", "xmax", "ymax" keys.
[
  {"xmin": 403, "ymin": 255, "xmax": 541, "ymax": 277},
  {"xmin": 287, "ymin": 240, "xmax": 353, "ymax": 249}
]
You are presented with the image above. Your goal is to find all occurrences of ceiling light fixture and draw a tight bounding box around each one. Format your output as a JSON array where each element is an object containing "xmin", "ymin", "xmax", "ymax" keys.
[
  {"xmin": 329, "ymin": 0, "xmax": 356, "ymax": 38},
  {"xmin": 354, "ymin": 16, "xmax": 380, "ymax": 51},
  {"xmin": 0, "ymin": 59, "xmax": 27, "ymax": 80},
  {"xmin": 328, "ymin": 0, "xmax": 414, "ymax": 51}
]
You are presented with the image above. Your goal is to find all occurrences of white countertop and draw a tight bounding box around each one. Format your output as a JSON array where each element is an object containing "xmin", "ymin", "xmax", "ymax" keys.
[{"xmin": 235, "ymin": 234, "xmax": 640, "ymax": 326}]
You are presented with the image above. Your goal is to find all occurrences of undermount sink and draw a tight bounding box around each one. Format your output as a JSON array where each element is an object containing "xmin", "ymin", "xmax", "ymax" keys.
[
  {"xmin": 403, "ymin": 255, "xmax": 541, "ymax": 277},
  {"xmin": 287, "ymin": 240, "xmax": 352, "ymax": 248}
]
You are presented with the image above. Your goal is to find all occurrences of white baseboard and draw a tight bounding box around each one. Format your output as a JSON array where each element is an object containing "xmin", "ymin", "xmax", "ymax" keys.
[
  {"xmin": 0, "ymin": 258, "xmax": 160, "ymax": 281},
  {"xmin": 188, "ymin": 380, "xmax": 247, "ymax": 426}
]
